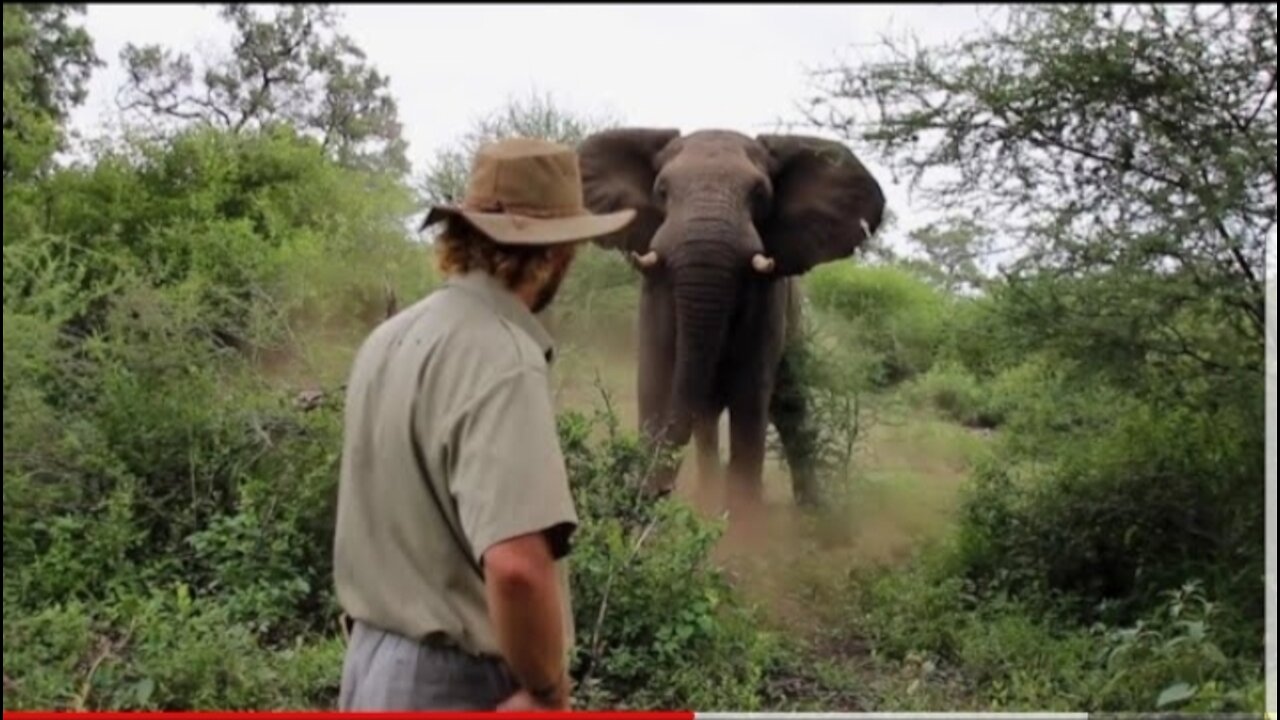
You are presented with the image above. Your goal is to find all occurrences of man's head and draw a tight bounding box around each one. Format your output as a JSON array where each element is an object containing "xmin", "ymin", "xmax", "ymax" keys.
[
  {"xmin": 422, "ymin": 137, "xmax": 636, "ymax": 312},
  {"xmin": 434, "ymin": 216, "xmax": 578, "ymax": 313}
]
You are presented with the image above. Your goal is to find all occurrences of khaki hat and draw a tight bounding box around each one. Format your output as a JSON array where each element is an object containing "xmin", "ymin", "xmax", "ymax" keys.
[{"xmin": 420, "ymin": 137, "xmax": 635, "ymax": 245}]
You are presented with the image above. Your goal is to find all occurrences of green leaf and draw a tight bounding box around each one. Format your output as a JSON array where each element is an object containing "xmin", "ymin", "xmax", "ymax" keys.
[
  {"xmin": 133, "ymin": 677, "xmax": 155, "ymax": 706},
  {"xmin": 1156, "ymin": 682, "xmax": 1197, "ymax": 708}
]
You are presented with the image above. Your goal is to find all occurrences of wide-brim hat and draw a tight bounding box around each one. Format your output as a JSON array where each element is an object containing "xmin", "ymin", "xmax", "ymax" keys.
[{"xmin": 420, "ymin": 137, "xmax": 635, "ymax": 245}]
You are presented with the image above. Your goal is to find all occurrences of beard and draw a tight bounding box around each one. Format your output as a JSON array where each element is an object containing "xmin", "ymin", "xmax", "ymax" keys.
[{"xmin": 530, "ymin": 258, "xmax": 572, "ymax": 314}]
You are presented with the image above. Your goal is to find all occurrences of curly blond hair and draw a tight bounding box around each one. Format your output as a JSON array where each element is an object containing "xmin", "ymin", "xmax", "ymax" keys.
[{"xmin": 433, "ymin": 216, "xmax": 577, "ymax": 291}]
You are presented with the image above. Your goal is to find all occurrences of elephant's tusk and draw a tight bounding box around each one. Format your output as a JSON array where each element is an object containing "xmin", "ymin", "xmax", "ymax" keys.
[
  {"xmin": 751, "ymin": 254, "xmax": 776, "ymax": 274},
  {"xmin": 859, "ymin": 217, "xmax": 873, "ymax": 239},
  {"xmin": 631, "ymin": 250, "xmax": 660, "ymax": 269}
]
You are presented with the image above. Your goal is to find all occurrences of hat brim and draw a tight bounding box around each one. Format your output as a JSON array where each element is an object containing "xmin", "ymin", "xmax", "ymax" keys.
[{"xmin": 421, "ymin": 206, "xmax": 636, "ymax": 246}]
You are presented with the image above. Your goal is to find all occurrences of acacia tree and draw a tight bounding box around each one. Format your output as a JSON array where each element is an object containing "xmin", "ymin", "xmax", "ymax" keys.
[
  {"xmin": 897, "ymin": 216, "xmax": 994, "ymax": 294},
  {"xmin": 118, "ymin": 3, "xmax": 407, "ymax": 175},
  {"xmin": 2, "ymin": 3, "xmax": 101, "ymax": 181},
  {"xmin": 805, "ymin": 4, "xmax": 1276, "ymax": 380},
  {"xmin": 417, "ymin": 91, "xmax": 619, "ymax": 206}
]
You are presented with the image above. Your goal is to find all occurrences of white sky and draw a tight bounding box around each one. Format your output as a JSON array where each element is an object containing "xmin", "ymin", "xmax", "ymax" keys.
[{"xmin": 68, "ymin": 3, "xmax": 1001, "ymax": 241}]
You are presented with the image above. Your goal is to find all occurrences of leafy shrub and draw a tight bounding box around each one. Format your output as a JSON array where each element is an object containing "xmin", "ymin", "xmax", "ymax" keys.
[
  {"xmin": 909, "ymin": 362, "xmax": 1002, "ymax": 428},
  {"xmin": 2, "ymin": 589, "xmax": 344, "ymax": 711},
  {"xmin": 2, "ymin": 125, "xmax": 396, "ymax": 710},
  {"xmin": 766, "ymin": 319, "xmax": 879, "ymax": 508},
  {"xmin": 954, "ymin": 392, "xmax": 1264, "ymax": 635},
  {"xmin": 804, "ymin": 263, "xmax": 947, "ymax": 386},
  {"xmin": 559, "ymin": 405, "xmax": 781, "ymax": 710},
  {"xmin": 846, "ymin": 558, "xmax": 1263, "ymax": 712},
  {"xmin": 31, "ymin": 126, "xmax": 423, "ymax": 345}
]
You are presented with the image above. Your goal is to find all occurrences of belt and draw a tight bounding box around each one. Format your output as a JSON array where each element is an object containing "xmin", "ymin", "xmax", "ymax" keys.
[{"xmin": 342, "ymin": 613, "xmax": 512, "ymax": 673}]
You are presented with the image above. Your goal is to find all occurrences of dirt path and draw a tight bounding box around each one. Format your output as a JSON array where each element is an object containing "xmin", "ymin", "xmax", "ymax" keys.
[
  {"xmin": 552, "ymin": 322, "xmax": 986, "ymax": 641},
  {"xmin": 671, "ymin": 412, "xmax": 983, "ymax": 634},
  {"xmin": 549, "ymin": 310, "xmax": 992, "ymax": 709}
]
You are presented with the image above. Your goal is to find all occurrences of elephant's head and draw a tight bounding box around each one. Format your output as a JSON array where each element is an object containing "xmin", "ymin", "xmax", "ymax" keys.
[{"xmin": 577, "ymin": 129, "xmax": 886, "ymax": 446}]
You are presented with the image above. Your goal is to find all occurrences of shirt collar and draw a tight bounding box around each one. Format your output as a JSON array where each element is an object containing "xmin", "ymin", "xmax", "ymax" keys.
[{"xmin": 445, "ymin": 270, "xmax": 556, "ymax": 364}]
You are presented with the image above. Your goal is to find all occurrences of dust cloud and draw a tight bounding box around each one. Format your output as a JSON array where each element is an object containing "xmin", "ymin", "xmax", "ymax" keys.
[{"xmin": 549, "ymin": 288, "xmax": 974, "ymax": 628}]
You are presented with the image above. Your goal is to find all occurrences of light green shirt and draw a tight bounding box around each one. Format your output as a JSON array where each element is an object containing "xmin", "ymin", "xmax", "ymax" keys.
[{"xmin": 333, "ymin": 270, "xmax": 577, "ymax": 658}]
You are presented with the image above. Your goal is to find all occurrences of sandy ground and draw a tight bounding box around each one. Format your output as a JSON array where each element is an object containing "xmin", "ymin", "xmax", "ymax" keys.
[{"xmin": 551, "ymin": 310, "xmax": 984, "ymax": 632}]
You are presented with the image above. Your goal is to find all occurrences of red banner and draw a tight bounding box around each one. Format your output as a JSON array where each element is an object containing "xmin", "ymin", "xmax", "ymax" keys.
[{"xmin": 2, "ymin": 707, "xmax": 701, "ymax": 712}]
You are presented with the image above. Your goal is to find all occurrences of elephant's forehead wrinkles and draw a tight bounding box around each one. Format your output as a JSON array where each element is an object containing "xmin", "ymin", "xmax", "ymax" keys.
[
  {"xmin": 689, "ymin": 184, "xmax": 741, "ymax": 207},
  {"xmin": 665, "ymin": 160, "xmax": 760, "ymax": 190}
]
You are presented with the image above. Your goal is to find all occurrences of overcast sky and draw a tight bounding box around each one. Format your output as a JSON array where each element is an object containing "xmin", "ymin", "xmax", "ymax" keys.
[{"xmin": 68, "ymin": 4, "xmax": 1002, "ymax": 240}]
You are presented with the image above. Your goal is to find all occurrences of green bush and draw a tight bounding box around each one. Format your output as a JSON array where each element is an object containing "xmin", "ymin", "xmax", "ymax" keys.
[
  {"xmin": 954, "ymin": 391, "xmax": 1264, "ymax": 636},
  {"xmin": 2, "ymin": 589, "xmax": 344, "ymax": 711},
  {"xmin": 804, "ymin": 263, "xmax": 947, "ymax": 386},
  {"xmin": 29, "ymin": 126, "xmax": 425, "ymax": 344},
  {"xmin": 846, "ymin": 557, "xmax": 1263, "ymax": 712},
  {"xmin": 559, "ymin": 406, "xmax": 781, "ymax": 710},
  {"xmin": 909, "ymin": 362, "xmax": 1002, "ymax": 428},
  {"xmin": 2, "ymin": 125, "xmax": 400, "ymax": 709}
]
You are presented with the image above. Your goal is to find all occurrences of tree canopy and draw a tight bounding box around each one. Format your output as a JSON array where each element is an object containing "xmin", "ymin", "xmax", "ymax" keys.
[
  {"xmin": 118, "ymin": 3, "xmax": 408, "ymax": 176},
  {"xmin": 2, "ymin": 4, "xmax": 101, "ymax": 181},
  {"xmin": 417, "ymin": 91, "xmax": 618, "ymax": 207},
  {"xmin": 807, "ymin": 4, "xmax": 1275, "ymax": 381}
]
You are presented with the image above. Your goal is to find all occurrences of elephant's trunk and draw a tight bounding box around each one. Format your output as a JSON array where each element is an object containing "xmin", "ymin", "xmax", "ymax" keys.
[{"xmin": 666, "ymin": 227, "xmax": 741, "ymax": 446}]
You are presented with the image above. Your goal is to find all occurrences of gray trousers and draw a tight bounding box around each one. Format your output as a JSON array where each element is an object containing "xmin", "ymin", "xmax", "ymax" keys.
[{"xmin": 339, "ymin": 620, "xmax": 519, "ymax": 710}]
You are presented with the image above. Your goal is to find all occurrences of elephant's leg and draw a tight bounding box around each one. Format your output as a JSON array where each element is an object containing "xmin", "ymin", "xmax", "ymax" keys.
[
  {"xmin": 770, "ymin": 343, "xmax": 822, "ymax": 508},
  {"xmin": 726, "ymin": 395, "xmax": 769, "ymax": 502},
  {"xmin": 689, "ymin": 412, "xmax": 724, "ymax": 512},
  {"xmin": 637, "ymin": 283, "xmax": 679, "ymax": 493},
  {"xmin": 693, "ymin": 413, "xmax": 722, "ymax": 480}
]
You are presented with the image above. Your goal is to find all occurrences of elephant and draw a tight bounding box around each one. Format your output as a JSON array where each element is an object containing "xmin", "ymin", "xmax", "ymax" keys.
[{"xmin": 575, "ymin": 128, "xmax": 887, "ymax": 506}]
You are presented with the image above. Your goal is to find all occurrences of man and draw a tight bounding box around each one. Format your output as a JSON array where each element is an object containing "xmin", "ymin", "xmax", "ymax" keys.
[{"xmin": 332, "ymin": 137, "xmax": 635, "ymax": 710}]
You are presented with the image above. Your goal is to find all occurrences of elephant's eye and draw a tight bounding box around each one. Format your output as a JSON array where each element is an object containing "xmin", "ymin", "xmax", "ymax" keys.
[
  {"xmin": 653, "ymin": 179, "xmax": 669, "ymax": 206},
  {"xmin": 749, "ymin": 181, "xmax": 771, "ymax": 221}
]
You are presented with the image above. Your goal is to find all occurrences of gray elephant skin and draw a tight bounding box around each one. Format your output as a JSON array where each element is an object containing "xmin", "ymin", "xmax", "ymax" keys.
[{"xmin": 576, "ymin": 129, "xmax": 886, "ymax": 506}]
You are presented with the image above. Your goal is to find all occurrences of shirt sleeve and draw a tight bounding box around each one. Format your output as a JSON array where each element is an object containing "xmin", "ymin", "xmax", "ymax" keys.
[{"xmin": 447, "ymin": 365, "xmax": 578, "ymax": 567}]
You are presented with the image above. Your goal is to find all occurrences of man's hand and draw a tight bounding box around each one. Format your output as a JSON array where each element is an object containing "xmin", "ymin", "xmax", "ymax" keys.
[
  {"xmin": 496, "ymin": 689, "xmax": 542, "ymax": 711},
  {"xmin": 496, "ymin": 680, "xmax": 571, "ymax": 712},
  {"xmin": 483, "ymin": 532, "xmax": 570, "ymax": 711}
]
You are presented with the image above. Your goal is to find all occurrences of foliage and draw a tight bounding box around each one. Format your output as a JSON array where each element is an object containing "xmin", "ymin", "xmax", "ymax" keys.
[
  {"xmin": 809, "ymin": 3, "xmax": 1273, "ymax": 373},
  {"xmin": 417, "ymin": 90, "xmax": 620, "ymax": 207},
  {"xmin": 3, "ymin": 3, "xmax": 101, "ymax": 181},
  {"xmin": 768, "ymin": 316, "xmax": 878, "ymax": 506},
  {"xmin": 559, "ymin": 404, "xmax": 782, "ymax": 710},
  {"xmin": 804, "ymin": 262, "xmax": 948, "ymax": 386},
  {"xmin": 19, "ymin": 125, "xmax": 423, "ymax": 344},
  {"xmin": 3, "ymin": 589, "xmax": 345, "ymax": 711},
  {"xmin": 879, "ymin": 216, "xmax": 996, "ymax": 295},
  {"xmin": 956, "ymin": 383, "xmax": 1265, "ymax": 629},
  {"xmin": 908, "ymin": 362, "xmax": 1001, "ymax": 429},
  {"xmin": 118, "ymin": 4, "xmax": 408, "ymax": 175},
  {"xmin": 843, "ymin": 559, "xmax": 1263, "ymax": 712},
  {"xmin": 3, "ymin": 109, "xmax": 415, "ymax": 708},
  {"xmin": 803, "ymin": 5, "xmax": 1270, "ymax": 712}
]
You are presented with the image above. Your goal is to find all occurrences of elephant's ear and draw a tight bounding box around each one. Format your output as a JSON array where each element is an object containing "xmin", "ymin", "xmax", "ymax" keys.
[
  {"xmin": 757, "ymin": 134, "xmax": 886, "ymax": 276},
  {"xmin": 578, "ymin": 128, "xmax": 680, "ymax": 255}
]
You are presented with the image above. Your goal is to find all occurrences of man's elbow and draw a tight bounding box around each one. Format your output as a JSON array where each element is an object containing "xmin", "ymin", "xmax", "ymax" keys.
[{"xmin": 483, "ymin": 534, "xmax": 555, "ymax": 596}]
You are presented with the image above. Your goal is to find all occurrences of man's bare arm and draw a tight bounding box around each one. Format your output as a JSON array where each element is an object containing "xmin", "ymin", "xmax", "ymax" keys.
[{"xmin": 483, "ymin": 531, "xmax": 570, "ymax": 708}]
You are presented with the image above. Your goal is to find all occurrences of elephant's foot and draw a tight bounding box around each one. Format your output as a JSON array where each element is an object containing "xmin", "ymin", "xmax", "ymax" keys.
[
  {"xmin": 791, "ymin": 467, "xmax": 822, "ymax": 510},
  {"xmin": 723, "ymin": 461, "xmax": 766, "ymax": 508},
  {"xmin": 696, "ymin": 457, "xmax": 723, "ymax": 498},
  {"xmin": 721, "ymin": 471, "xmax": 767, "ymax": 540},
  {"xmin": 696, "ymin": 450, "xmax": 721, "ymax": 479}
]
